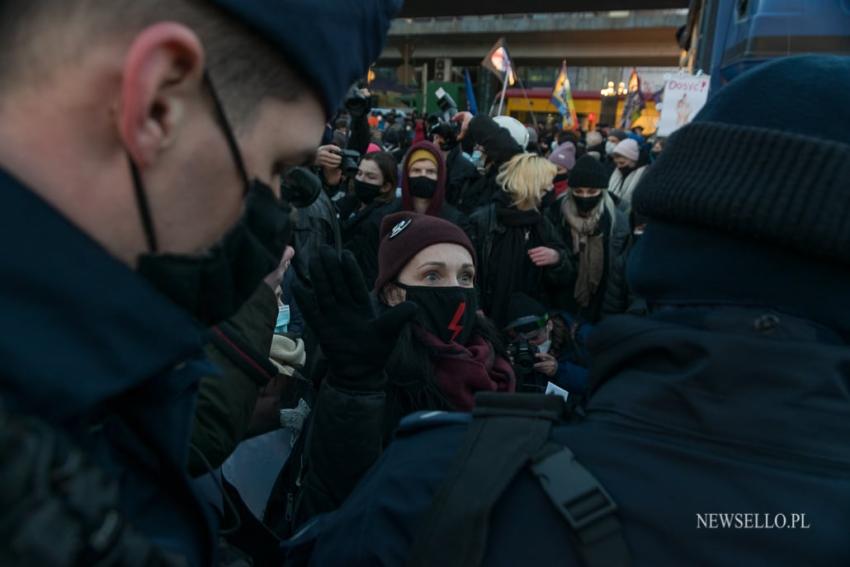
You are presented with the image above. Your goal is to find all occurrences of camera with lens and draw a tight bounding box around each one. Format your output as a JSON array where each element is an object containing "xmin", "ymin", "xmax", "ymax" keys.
[
  {"xmin": 508, "ymin": 337, "xmax": 539, "ymax": 382},
  {"xmin": 332, "ymin": 149, "xmax": 361, "ymax": 176},
  {"xmin": 434, "ymin": 87, "xmax": 458, "ymax": 120},
  {"xmin": 345, "ymin": 84, "xmax": 376, "ymax": 117}
]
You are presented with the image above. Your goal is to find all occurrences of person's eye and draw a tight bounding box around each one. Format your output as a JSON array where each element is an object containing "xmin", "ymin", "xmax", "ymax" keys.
[
  {"xmin": 459, "ymin": 271, "xmax": 475, "ymax": 285},
  {"xmin": 423, "ymin": 271, "xmax": 440, "ymax": 282}
]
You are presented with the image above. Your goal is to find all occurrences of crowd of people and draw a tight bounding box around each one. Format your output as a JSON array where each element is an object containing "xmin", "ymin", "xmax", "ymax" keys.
[{"xmin": 1, "ymin": 1, "xmax": 849, "ymax": 566}]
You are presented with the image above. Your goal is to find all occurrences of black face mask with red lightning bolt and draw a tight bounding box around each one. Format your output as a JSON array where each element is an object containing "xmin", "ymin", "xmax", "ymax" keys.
[{"xmin": 394, "ymin": 283, "xmax": 478, "ymax": 345}]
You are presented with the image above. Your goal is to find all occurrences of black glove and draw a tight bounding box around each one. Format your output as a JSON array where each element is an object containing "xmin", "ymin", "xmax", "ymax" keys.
[{"xmin": 293, "ymin": 246, "xmax": 417, "ymax": 390}]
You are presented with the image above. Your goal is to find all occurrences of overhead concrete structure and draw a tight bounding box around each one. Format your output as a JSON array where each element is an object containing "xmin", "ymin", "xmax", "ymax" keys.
[
  {"xmin": 382, "ymin": 11, "xmax": 687, "ymax": 68},
  {"xmin": 399, "ymin": 0, "xmax": 689, "ymax": 17}
]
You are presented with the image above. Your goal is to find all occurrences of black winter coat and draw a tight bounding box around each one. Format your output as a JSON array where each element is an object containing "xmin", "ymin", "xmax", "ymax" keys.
[
  {"xmin": 189, "ymin": 284, "xmax": 279, "ymax": 477},
  {"xmin": 342, "ymin": 198, "xmax": 399, "ymax": 290},
  {"xmin": 444, "ymin": 146, "xmax": 480, "ymax": 206},
  {"xmin": 470, "ymin": 202, "xmax": 575, "ymax": 326},
  {"xmin": 292, "ymin": 306, "xmax": 850, "ymax": 566},
  {"xmin": 545, "ymin": 194, "xmax": 631, "ymax": 323}
]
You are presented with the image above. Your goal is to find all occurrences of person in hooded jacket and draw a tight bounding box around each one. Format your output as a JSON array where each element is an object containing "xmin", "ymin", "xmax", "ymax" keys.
[
  {"xmin": 546, "ymin": 155, "xmax": 630, "ymax": 323},
  {"xmin": 269, "ymin": 212, "xmax": 514, "ymax": 536},
  {"xmin": 389, "ymin": 140, "xmax": 471, "ymax": 235},
  {"xmin": 341, "ymin": 151, "xmax": 400, "ymax": 289},
  {"xmin": 470, "ymin": 153, "xmax": 575, "ymax": 327}
]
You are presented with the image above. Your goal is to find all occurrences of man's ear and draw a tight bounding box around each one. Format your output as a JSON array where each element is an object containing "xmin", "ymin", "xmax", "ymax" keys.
[{"xmin": 118, "ymin": 23, "xmax": 205, "ymax": 168}]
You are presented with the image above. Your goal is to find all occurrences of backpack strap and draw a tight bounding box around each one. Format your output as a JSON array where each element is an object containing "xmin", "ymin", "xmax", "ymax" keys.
[
  {"xmin": 407, "ymin": 393, "xmax": 630, "ymax": 567},
  {"xmin": 407, "ymin": 393, "xmax": 563, "ymax": 567},
  {"xmin": 531, "ymin": 444, "xmax": 630, "ymax": 567}
]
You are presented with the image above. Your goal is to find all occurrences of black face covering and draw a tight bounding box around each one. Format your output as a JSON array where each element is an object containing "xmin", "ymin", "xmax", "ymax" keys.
[
  {"xmin": 396, "ymin": 283, "xmax": 478, "ymax": 345},
  {"xmin": 133, "ymin": 71, "xmax": 292, "ymax": 326},
  {"xmin": 460, "ymin": 136, "xmax": 475, "ymax": 155},
  {"xmin": 553, "ymin": 172, "xmax": 569, "ymax": 184},
  {"xmin": 353, "ymin": 179, "xmax": 382, "ymax": 205},
  {"xmin": 573, "ymin": 193, "xmax": 604, "ymax": 214},
  {"xmin": 408, "ymin": 176, "xmax": 438, "ymax": 199}
]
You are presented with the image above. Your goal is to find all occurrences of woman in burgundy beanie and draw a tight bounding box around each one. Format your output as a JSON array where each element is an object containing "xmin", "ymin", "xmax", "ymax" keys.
[
  {"xmin": 374, "ymin": 210, "xmax": 515, "ymax": 419},
  {"xmin": 290, "ymin": 212, "xmax": 514, "ymax": 526}
]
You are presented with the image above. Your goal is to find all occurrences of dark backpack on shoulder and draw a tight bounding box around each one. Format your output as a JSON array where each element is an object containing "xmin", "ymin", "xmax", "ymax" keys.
[{"xmin": 407, "ymin": 393, "xmax": 631, "ymax": 567}]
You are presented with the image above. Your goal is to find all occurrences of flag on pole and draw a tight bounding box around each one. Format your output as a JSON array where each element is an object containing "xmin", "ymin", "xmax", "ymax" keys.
[
  {"xmin": 482, "ymin": 37, "xmax": 517, "ymax": 86},
  {"xmin": 619, "ymin": 68, "xmax": 646, "ymax": 129},
  {"xmin": 551, "ymin": 61, "xmax": 579, "ymax": 130},
  {"xmin": 464, "ymin": 69, "xmax": 479, "ymax": 115}
]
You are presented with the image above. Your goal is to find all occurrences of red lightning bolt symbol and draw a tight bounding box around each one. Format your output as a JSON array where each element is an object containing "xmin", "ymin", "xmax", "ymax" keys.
[{"xmin": 447, "ymin": 302, "xmax": 467, "ymax": 342}]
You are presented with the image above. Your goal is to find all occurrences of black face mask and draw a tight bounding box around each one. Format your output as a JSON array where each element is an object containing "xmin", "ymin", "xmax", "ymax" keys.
[
  {"xmin": 353, "ymin": 179, "xmax": 382, "ymax": 205},
  {"xmin": 396, "ymin": 283, "xmax": 478, "ymax": 345},
  {"xmin": 618, "ymin": 164, "xmax": 637, "ymax": 176},
  {"xmin": 460, "ymin": 136, "xmax": 475, "ymax": 154},
  {"xmin": 573, "ymin": 193, "xmax": 604, "ymax": 214},
  {"xmin": 408, "ymin": 176, "xmax": 438, "ymax": 199},
  {"xmin": 553, "ymin": 172, "xmax": 569, "ymax": 184},
  {"xmin": 132, "ymin": 71, "xmax": 292, "ymax": 326}
]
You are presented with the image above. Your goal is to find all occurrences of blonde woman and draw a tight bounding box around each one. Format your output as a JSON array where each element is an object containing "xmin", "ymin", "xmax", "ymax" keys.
[{"xmin": 470, "ymin": 152, "xmax": 575, "ymax": 327}]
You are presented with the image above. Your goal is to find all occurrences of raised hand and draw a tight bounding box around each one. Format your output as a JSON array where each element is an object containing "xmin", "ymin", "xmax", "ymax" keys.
[{"xmin": 293, "ymin": 247, "xmax": 417, "ymax": 390}]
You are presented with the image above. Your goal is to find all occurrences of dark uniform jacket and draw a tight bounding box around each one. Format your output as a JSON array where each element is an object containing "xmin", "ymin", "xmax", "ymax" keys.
[
  {"xmin": 286, "ymin": 306, "xmax": 850, "ymax": 566},
  {"xmin": 0, "ymin": 169, "xmax": 216, "ymax": 565}
]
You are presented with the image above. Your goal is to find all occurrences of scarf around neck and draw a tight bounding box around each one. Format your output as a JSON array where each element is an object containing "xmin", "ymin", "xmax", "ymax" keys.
[
  {"xmin": 562, "ymin": 195, "xmax": 605, "ymax": 307},
  {"xmin": 417, "ymin": 328, "xmax": 516, "ymax": 411}
]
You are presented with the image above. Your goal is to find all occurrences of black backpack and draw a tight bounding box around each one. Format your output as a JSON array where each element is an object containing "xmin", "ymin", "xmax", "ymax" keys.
[{"xmin": 406, "ymin": 393, "xmax": 631, "ymax": 567}]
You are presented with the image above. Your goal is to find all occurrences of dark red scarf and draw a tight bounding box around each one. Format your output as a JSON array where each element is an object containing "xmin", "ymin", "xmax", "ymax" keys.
[{"xmin": 417, "ymin": 329, "xmax": 516, "ymax": 411}]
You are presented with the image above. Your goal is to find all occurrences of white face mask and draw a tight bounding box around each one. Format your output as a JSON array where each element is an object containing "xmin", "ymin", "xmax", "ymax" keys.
[
  {"xmin": 538, "ymin": 339, "xmax": 552, "ymax": 354},
  {"xmin": 605, "ymin": 141, "xmax": 617, "ymax": 156}
]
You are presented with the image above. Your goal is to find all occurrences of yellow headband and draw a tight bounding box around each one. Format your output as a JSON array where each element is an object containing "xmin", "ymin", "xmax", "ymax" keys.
[{"xmin": 408, "ymin": 149, "xmax": 438, "ymax": 172}]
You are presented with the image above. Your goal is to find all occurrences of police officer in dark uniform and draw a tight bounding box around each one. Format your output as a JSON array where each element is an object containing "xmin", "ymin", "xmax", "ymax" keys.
[
  {"xmin": 0, "ymin": 1, "xmax": 399, "ymax": 565},
  {"xmin": 285, "ymin": 56, "xmax": 850, "ymax": 567}
]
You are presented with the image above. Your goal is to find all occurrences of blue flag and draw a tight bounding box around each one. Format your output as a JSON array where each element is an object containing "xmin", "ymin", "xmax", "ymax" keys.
[{"xmin": 464, "ymin": 69, "xmax": 479, "ymax": 115}]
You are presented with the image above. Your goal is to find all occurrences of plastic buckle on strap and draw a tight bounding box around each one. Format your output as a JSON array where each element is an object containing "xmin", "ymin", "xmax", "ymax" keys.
[{"xmin": 532, "ymin": 448, "xmax": 618, "ymax": 535}]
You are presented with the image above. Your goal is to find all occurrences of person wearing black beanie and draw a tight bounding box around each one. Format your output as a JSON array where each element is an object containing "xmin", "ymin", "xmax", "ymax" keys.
[
  {"xmin": 289, "ymin": 55, "xmax": 850, "ymax": 567},
  {"xmin": 544, "ymin": 155, "xmax": 631, "ymax": 323}
]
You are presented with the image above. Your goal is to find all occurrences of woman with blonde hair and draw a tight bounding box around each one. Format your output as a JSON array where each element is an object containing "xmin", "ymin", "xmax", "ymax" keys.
[{"xmin": 470, "ymin": 152, "xmax": 574, "ymax": 328}]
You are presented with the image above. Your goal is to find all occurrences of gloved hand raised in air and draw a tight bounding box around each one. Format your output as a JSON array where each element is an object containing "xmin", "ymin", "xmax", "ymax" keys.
[{"xmin": 293, "ymin": 246, "xmax": 417, "ymax": 390}]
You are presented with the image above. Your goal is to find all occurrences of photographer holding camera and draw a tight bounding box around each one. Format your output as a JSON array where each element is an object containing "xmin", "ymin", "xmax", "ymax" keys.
[{"xmin": 503, "ymin": 293, "xmax": 590, "ymax": 397}]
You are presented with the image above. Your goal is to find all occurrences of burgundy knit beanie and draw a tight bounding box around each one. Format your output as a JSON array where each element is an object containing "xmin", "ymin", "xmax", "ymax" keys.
[{"xmin": 374, "ymin": 212, "xmax": 477, "ymax": 292}]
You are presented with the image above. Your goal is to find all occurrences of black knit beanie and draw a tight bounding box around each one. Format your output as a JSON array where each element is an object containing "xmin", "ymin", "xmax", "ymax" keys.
[
  {"xmin": 569, "ymin": 155, "xmax": 610, "ymax": 189},
  {"xmin": 633, "ymin": 55, "xmax": 850, "ymax": 267},
  {"xmin": 504, "ymin": 292, "xmax": 548, "ymax": 331}
]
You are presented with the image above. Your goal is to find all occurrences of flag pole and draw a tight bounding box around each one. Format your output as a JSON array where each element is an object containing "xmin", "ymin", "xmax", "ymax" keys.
[
  {"xmin": 516, "ymin": 73, "xmax": 539, "ymax": 129},
  {"xmin": 496, "ymin": 62, "xmax": 510, "ymax": 116}
]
